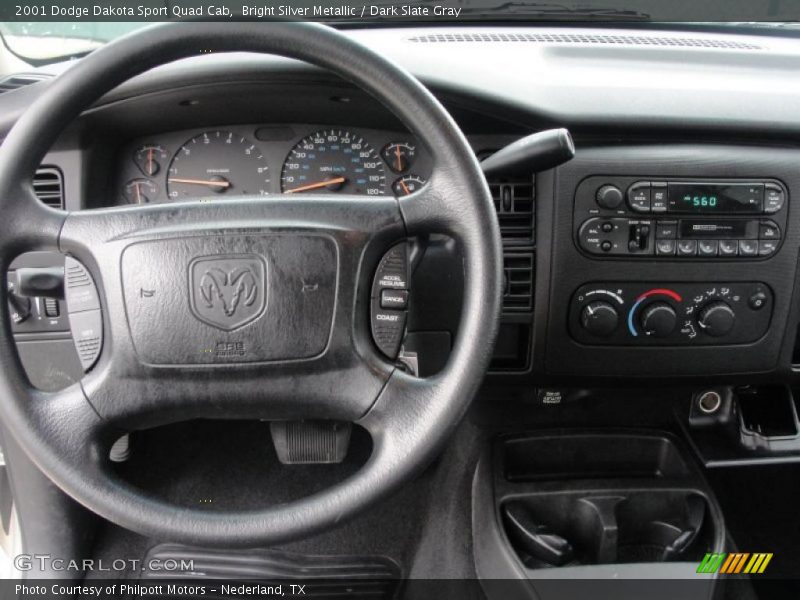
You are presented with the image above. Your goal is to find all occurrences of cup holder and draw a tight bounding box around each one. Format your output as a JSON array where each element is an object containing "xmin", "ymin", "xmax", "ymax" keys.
[
  {"xmin": 503, "ymin": 491, "xmax": 711, "ymax": 569},
  {"xmin": 490, "ymin": 432, "xmax": 724, "ymax": 571}
]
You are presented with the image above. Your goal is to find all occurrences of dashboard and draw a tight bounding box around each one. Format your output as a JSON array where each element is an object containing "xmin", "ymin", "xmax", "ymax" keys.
[
  {"xmin": 115, "ymin": 125, "xmax": 432, "ymax": 205},
  {"xmin": 6, "ymin": 25, "xmax": 800, "ymax": 391}
]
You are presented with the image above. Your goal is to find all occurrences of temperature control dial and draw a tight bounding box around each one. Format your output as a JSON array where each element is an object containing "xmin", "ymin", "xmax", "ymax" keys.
[
  {"xmin": 580, "ymin": 301, "xmax": 619, "ymax": 337},
  {"xmin": 697, "ymin": 301, "xmax": 736, "ymax": 337},
  {"xmin": 640, "ymin": 302, "xmax": 677, "ymax": 337}
]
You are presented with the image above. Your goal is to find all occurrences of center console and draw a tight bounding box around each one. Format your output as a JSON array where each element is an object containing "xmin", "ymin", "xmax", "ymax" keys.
[{"xmin": 537, "ymin": 143, "xmax": 800, "ymax": 379}]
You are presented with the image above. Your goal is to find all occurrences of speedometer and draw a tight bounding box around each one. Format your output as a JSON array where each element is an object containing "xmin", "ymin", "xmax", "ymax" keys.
[
  {"xmin": 166, "ymin": 130, "xmax": 270, "ymax": 201},
  {"xmin": 281, "ymin": 130, "xmax": 387, "ymax": 196}
]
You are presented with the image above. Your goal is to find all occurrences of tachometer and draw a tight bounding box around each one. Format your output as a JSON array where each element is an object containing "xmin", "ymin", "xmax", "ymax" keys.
[
  {"xmin": 166, "ymin": 131, "xmax": 270, "ymax": 201},
  {"xmin": 281, "ymin": 130, "xmax": 386, "ymax": 196}
]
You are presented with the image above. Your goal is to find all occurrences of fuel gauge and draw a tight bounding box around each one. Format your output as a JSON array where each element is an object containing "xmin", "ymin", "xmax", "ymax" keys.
[
  {"xmin": 123, "ymin": 178, "xmax": 158, "ymax": 204},
  {"xmin": 134, "ymin": 144, "xmax": 168, "ymax": 177},
  {"xmin": 392, "ymin": 175, "xmax": 426, "ymax": 197},
  {"xmin": 382, "ymin": 142, "xmax": 416, "ymax": 173}
]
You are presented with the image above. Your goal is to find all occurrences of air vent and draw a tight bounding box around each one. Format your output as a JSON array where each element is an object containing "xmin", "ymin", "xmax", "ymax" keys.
[
  {"xmin": 33, "ymin": 167, "xmax": 64, "ymax": 209},
  {"xmin": 503, "ymin": 253, "xmax": 533, "ymax": 312},
  {"xmin": 490, "ymin": 181, "xmax": 534, "ymax": 245},
  {"xmin": 0, "ymin": 73, "xmax": 51, "ymax": 95},
  {"xmin": 408, "ymin": 33, "xmax": 761, "ymax": 50}
]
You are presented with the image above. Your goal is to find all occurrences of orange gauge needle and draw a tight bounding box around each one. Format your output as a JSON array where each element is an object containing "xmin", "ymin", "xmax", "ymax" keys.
[
  {"xmin": 134, "ymin": 182, "xmax": 141, "ymax": 204},
  {"xmin": 395, "ymin": 145, "xmax": 402, "ymax": 171},
  {"xmin": 285, "ymin": 176, "xmax": 346, "ymax": 194},
  {"xmin": 399, "ymin": 180, "xmax": 411, "ymax": 195},
  {"xmin": 168, "ymin": 177, "xmax": 231, "ymax": 188}
]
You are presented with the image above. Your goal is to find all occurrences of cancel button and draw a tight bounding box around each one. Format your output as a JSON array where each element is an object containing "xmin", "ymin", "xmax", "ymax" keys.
[{"xmin": 380, "ymin": 289, "xmax": 409, "ymax": 310}]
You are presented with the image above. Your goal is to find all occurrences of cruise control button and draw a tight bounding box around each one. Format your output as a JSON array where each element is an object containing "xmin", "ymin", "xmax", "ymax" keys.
[
  {"xmin": 718, "ymin": 240, "xmax": 739, "ymax": 257},
  {"xmin": 627, "ymin": 183, "xmax": 651, "ymax": 213},
  {"xmin": 380, "ymin": 289, "xmax": 409, "ymax": 310},
  {"xmin": 758, "ymin": 240, "xmax": 779, "ymax": 256},
  {"xmin": 371, "ymin": 243, "xmax": 408, "ymax": 297},
  {"xmin": 655, "ymin": 221, "xmax": 678, "ymax": 240},
  {"xmin": 738, "ymin": 240, "xmax": 758, "ymax": 256},
  {"xmin": 764, "ymin": 184, "xmax": 785, "ymax": 214},
  {"xmin": 69, "ymin": 309, "xmax": 103, "ymax": 371},
  {"xmin": 64, "ymin": 256, "xmax": 100, "ymax": 313},
  {"xmin": 655, "ymin": 240, "xmax": 676, "ymax": 256},
  {"xmin": 371, "ymin": 302, "xmax": 407, "ymax": 359},
  {"xmin": 759, "ymin": 221, "xmax": 781, "ymax": 240},
  {"xmin": 676, "ymin": 240, "xmax": 697, "ymax": 256},
  {"xmin": 697, "ymin": 240, "xmax": 719, "ymax": 257}
]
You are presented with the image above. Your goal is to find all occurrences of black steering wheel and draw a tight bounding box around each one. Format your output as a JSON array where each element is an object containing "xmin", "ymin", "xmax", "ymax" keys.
[{"xmin": 0, "ymin": 22, "xmax": 503, "ymax": 546}]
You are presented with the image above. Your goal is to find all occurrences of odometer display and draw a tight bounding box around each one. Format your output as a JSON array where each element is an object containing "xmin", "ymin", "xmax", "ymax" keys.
[{"xmin": 281, "ymin": 130, "xmax": 387, "ymax": 196}]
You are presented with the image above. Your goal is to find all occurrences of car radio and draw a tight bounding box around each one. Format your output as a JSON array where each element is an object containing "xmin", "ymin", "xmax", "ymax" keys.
[{"xmin": 574, "ymin": 177, "xmax": 788, "ymax": 259}]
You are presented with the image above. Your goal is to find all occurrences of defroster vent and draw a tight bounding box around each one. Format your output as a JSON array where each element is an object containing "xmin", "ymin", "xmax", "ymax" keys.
[
  {"xmin": 0, "ymin": 74, "xmax": 51, "ymax": 95},
  {"xmin": 33, "ymin": 167, "xmax": 64, "ymax": 209}
]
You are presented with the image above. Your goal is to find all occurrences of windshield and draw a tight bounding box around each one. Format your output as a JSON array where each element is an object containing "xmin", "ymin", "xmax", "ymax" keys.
[{"xmin": 1, "ymin": 0, "xmax": 799, "ymax": 64}]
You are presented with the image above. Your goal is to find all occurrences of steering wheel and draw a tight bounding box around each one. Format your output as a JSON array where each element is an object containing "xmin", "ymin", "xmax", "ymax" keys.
[{"xmin": 0, "ymin": 22, "xmax": 502, "ymax": 546}]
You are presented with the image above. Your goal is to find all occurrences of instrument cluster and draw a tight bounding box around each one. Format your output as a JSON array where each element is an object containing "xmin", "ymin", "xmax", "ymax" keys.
[{"xmin": 115, "ymin": 125, "xmax": 432, "ymax": 205}]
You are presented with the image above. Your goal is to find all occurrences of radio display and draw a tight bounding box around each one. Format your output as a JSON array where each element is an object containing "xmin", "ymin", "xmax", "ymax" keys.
[{"xmin": 667, "ymin": 182, "xmax": 764, "ymax": 214}]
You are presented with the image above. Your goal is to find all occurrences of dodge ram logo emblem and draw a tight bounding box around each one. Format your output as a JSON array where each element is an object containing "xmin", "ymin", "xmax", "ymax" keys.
[{"xmin": 189, "ymin": 255, "xmax": 267, "ymax": 331}]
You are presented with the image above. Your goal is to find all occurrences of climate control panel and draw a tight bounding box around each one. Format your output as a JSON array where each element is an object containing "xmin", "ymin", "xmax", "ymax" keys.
[{"xmin": 569, "ymin": 282, "xmax": 773, "ymax": 346}]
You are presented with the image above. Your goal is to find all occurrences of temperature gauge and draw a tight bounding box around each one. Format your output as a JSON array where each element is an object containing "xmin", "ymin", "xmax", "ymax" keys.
[
  {"xmin": 392, "ymin": 175, "xmax": 426, "ymax": 197},
  {"xmin": 134, "ymin": 144, "xmax": 168, "ymax": 177},
  {"xmin": 123, "ymin": 179, "xmax": 158, "ymax": 204},
  {"xmin": 382, "ymin": 142, "xmax": 416, "ymax": 173}
]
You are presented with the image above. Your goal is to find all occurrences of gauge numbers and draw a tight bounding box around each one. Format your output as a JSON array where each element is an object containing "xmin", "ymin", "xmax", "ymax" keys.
[
  {"xmin": 281, "ymin": 130, "xmax": 387, "ymax": 196},
  {"xmin": 167, "ymin": 131, "xmax": 270, "ymax": 201}
]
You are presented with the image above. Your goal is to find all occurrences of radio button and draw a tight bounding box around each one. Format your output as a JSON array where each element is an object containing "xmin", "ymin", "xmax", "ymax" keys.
[
  {"xmin": 677, "ymin": 240, "xmax": 698, "ymax": 256},
  {"xmin": 759, "ymin": 221, "xmax": 781, "ymax": 240},
  {"xmin": 596, "ymin": 185, "xmax": 624, "ymax": 210},
  {"xmin": 656, "ymin": 240, "xmax": 676, "ymax": 256},
  {"xmin": 655, "ymin": 221, "xmax": 678, "ymax": 239},
  {"xmin": 718, "ymin": 240, "xmax": 739, "ymax": 257},
  {"xmin": 627, "ymin": 182, "xmax": 651, "ymax": 213},
  {"xmin": 764, "ymin": 184, "xmax": 785, "ymax": 214},
  {"xmin": 651, "ymin": 183, "xmax": 668, "ymax": 213},
  {"xmin": 698, "ymin": 240, "xmax": 719, "ymax": 257},
  {"xmin": 758, "ymin": 240, "xmax": 779, "ymax": 256},
  {"xmin": 738, "ymin": 240, "xmax": 758, "ymax": 257}
]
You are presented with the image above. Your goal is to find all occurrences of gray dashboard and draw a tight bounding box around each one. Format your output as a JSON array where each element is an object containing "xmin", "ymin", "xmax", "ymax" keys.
[{"xmin": 6, "ymin": 24, "xmax": 800, "ymax": 390}]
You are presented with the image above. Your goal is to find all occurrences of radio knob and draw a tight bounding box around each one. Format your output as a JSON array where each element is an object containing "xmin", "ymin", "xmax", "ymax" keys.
[
  {"xmin": 581, "ymin": 301, "xmax": 619, "ymax": 337},
  {"xmin": 697, "ymin": 301, "xmax": 736, "ymax": 337},
  {"xmin": 640, "ymin": 302, "xmax": 677, "ymax": 337},
  {"xmin": 596, "ymin": 185, "xmax": 624, "ymax": 210}
]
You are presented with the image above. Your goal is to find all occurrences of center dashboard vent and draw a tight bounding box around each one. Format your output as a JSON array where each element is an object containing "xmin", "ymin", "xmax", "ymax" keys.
[
  {"xmin": 487, "ymin": 179, "xmax": 535, "ymax": 312},
  {"xmin": 407, "ymin": 33, "xmax": 762, "ymax": 50},
  {"xmin": 0, "ymin": 73, "xmax": 52, "ymax": 95},
  {"xmin": 490, "ymin": 180, "xmax": 535, "ymax": 245},
  {"xmin": 33, "ymin": 167, "xmax": 65, "ymax": 209}
]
